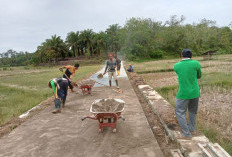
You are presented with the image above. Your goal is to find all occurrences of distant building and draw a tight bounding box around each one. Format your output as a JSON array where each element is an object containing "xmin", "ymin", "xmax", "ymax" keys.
[{"xmin": 202, "ymin": 50, "xmax": 217, "ymax": 60}]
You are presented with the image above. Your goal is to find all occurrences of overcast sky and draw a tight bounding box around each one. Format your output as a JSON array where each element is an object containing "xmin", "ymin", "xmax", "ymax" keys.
[{"xmin": 0, "ymin": 0, "xmax": 231, "ymax": 53}]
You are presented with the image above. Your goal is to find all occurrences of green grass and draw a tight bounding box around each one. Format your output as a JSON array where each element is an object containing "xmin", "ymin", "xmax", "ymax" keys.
[
  {"xmin": 155, "ymin": 85, "xmax": 178, "ymax": 107},
  {"xmin": 0, "ymin": 85, "xmax": 50, "ymax": 125},
  {"xmin": 199, "ymin": 72, "xmax": 232, "ymax": 89},
  {"xmin": 0, "ymin": 65, "xmax": 101, "ymax": 126},
  {"xmin": 137, "ymin": 68, "xmax": 174, "ymax": 74}
]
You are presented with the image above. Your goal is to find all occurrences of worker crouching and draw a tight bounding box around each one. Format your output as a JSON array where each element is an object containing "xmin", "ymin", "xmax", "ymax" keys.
[{"xmin": 48, "ymin": 78, "xmax": 69, "ymax": 114}]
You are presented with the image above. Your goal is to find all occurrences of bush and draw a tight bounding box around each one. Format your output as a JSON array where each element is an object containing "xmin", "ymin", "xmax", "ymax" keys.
[
  {"xmin": 24, "ymin": 66, "xmax": 30, "ymax": 70},
  {"xmin": 86, "ymin": 51, "xmax": 91, "ymax": 58},
  {"xmin": 149, "ymin": 50, "xmax": 163, "ymax": 59},
  {"xmin": 3, "ymin": 67, "xmax": 7, "ymax": 71},
  {"xmin": 127, "ymin": 54, "xmax": 137, "ymax": 61}
]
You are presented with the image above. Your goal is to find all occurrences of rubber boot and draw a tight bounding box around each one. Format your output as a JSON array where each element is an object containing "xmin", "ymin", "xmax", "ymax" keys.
[
  {"xmin": 116, "ymin": 80, "xmax": 119, "ymax": 89},
  {"xmin": 117, "ymin": 70, "xmax": 120, "ymax": 76},
  {"xmin": 53, "ymin": 99, "xmax": 61, "ymax": 113},
  {"xmin": 109, "ymin": 80, "xmax": 112, "ymax": 87},
  {"xmin": 62, "ymin": 97, "xmax": 66, "ymax": 108}
]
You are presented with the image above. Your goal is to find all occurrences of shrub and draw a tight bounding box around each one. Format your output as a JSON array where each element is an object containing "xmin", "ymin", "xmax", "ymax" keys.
[
  {"xmin": 149, "ymin": 50, "xmax": 163, "ymax": 58},
  {"xmin": 24, "ymin": 66, "xmax": 30, "ymax": 70},
  {"xmin": 127, "ymin": 54, "xmax": 136, "ymax": 61}
]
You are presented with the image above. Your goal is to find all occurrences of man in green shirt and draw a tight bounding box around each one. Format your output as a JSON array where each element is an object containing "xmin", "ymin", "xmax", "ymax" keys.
[
  {"xmin": 48, "ymin": 78, "xmax": 69, "ymax": 113},
  {"xmin": 174, "ymin": 49, "xmax": 202, "ymax": 140}
]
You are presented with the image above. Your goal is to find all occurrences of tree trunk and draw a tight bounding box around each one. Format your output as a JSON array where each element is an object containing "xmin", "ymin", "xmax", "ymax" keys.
[
  {"xmin": 72, "ymin": 47, "xmax": 76, "ymax": 57},
  {"xmin": 81, "ymin": 48, "xmax": 84, "ymax": 55},
  {"xmin": 90, "ymin": 46, "xmax": 93, "ymax": 56},
  {"xmin": 77, "ymin": 47, "xmax": 80, "ymax": 56}
]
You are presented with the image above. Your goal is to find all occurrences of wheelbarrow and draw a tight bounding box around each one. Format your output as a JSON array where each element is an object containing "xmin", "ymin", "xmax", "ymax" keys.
[
  {"xmin": 79, "ymin": 84, "xmax": 94, "ymax": 95},
  {"xmin": 78, "ymin": 79, "xmax": 96, "ymax": 95},
  {"xmin": 81, "ymin": 99, "xmax": 125, "ymax": 133}
]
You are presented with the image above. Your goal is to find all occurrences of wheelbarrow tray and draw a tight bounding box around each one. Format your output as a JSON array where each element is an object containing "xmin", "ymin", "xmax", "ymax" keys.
[
  {"xmin": 82, "ymin": 99, "xmax": 125, "ymax": 132},
  {"xmin": 90, "ymin": 99, "xmax": 125, "ymax": 114},
  {"xmin": 78, "ymin": 79, "xmax": 95, "ymax": 95}
]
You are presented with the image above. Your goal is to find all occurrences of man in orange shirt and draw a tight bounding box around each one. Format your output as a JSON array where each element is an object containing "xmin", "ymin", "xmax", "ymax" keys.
[{"xmin": 59, "ymin": 63, "xmax": 79, "ymax": 92}]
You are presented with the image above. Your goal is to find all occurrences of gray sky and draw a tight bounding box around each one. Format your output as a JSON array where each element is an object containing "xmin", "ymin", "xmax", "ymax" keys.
[{"xmin": 0, "ymin": 0, "xmax": 231, "ymax": 53}]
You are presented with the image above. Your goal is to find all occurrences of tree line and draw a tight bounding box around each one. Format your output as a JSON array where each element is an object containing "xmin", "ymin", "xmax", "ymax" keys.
[{"xmin": 1, "ymin": 15, "xmax": 232, "ymax": 66}]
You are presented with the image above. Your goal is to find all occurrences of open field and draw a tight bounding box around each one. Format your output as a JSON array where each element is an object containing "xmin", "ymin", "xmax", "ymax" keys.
[
  {"xmin": 130, "ymin": 54, "xmax": 232, "ymax": 154},
  {"xmin": 0, "ymin": 65, "xmax": 101, "ymax": 126}
]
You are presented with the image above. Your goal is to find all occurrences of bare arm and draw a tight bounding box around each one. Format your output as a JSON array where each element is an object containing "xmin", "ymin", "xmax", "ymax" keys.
[{"xmin": 104, "ymin": 61, "xmax": 108, "ymax": 74}]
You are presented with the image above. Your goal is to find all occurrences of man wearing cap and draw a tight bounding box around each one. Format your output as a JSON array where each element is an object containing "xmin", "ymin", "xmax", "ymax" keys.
[
  {"xmin": 48, "ymin": 78, "xmax": 69, "ymax": 113},
  {"xmin": 59, "ymin": 63, "xmax": 79, "ymax": 92},
  {"xmin": 103, "ymin": 53, "xmax": 119, "ymax": 88},
  {"xmin": 174, "ymin": 49, "xmax": 202, "ymax": 140}
]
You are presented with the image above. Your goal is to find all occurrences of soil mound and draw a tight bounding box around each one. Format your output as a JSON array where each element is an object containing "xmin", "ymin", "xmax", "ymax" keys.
[
  {"xmin": 91, "ymin": 99, "xmax": 124, "ymax": 113},
  {"xmin": 78, "ymin": 79, "xmax": 95, "ymax": 86}
]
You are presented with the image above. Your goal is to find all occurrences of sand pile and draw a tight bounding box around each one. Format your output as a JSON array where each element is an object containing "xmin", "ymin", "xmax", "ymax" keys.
[
  {"xmin": 78, "ymin": 79, "xmax": 95, "ymax": 86},
  {"xmin": 91, "ymin": 99, "xmax": 124, "ymax": 113}
]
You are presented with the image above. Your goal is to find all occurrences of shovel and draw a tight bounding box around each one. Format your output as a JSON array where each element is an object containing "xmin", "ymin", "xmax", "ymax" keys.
[
  {"xmin": 90, "ymin": 79, "xmax": 123, "ymax": 94},
  {"xmin": 97, "ymin": 70, "xmax": 109, "ymax": 79}
]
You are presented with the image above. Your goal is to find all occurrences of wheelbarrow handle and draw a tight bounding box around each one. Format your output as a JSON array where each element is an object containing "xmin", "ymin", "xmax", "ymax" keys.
[
  {"xmin": 121, "ymin": 116, "xmax": 125, "ymax": 121},
  {"xmin": 81, "ymin": 116, "xmax": 97, "ymax": 121},
  {"xmin": 81, "ymin": 117, "xmax": 87, "ymax": 121}
]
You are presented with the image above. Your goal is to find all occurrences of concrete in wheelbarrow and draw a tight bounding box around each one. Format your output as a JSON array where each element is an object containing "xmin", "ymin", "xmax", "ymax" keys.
[{"xmin": 0, "ymin": 66, "xmax": 164, "ymax": 157}]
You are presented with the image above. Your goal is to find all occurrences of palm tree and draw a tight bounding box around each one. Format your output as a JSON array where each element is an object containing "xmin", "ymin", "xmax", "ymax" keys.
[
  {"xmin": 92, "ymin": 32, "xmax": 107, "ymax": 55},
  {"xmin": 106, "ymin": 24, "xmax": 121, "ymax": 55},
  {"xmin": 36, "ymin": 35, "xmax": 69, "ymax": 62},
  {"xmin": 79, "ymin": 29, "xmax": 95, "ymax": 56},
  {"xmin": 66, "ymin": 31, "xmax": 80, "ymax": 57}
]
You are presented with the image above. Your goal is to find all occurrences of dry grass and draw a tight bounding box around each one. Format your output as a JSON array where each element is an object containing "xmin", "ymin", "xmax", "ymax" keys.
[
  {"xmin": 140, "ymin": 72, "xmax": 178, "ymax": 88},
  {"xmin": 133, "ymin": 54, "xmax": 232, "ymax": 154}
]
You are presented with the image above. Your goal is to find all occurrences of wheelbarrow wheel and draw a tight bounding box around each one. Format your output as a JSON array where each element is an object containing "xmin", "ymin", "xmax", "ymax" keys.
[{"xmin": 112, "ymin": 128, "xmax": 117, "ymax": 133}]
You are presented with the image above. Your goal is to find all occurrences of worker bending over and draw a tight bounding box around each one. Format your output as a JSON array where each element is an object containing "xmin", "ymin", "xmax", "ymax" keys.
[{"xmin": 48, "ymin": 78, "xmax": 68, "ymax": 114}]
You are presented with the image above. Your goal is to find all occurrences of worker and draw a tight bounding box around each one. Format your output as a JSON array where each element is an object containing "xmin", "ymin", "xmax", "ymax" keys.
[
  {"xmin": 115, "ymin": 56, "xmax": 121, "ymax": 76},
  {"xmin": 127, "ymin": 64, "xmax": 134, "ymax": 72},
  {"xmin": 174, "ymin": 49, "xmax": 202, "ymax": 140},
  {"xmin": 103, "ymin": 53, "xmax": 119, "ymax": 89},
  {"xmin": 59, "ymin": 63, "xmax": 79, "ymax": 92},
  {"xmin": 48, "ymin": 78, "xmax": 69, "ymax": 114}
]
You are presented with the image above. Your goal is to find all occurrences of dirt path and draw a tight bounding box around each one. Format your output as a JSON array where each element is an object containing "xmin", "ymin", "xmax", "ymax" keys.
[{"xmin": 0, "ymin": 67, "xmax": 164, "ymax": 157}]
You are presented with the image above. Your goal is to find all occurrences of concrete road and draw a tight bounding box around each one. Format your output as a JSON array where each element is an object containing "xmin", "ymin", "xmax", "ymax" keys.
[{"xmin": 0, "ymin": 65, "xmax": 164, "ymax": 157}]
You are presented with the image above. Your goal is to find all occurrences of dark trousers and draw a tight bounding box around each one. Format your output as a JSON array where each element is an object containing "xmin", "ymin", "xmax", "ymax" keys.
[
  {"xmin": 63, "ymin": 74, "xmax": 73, "ymax": 90},
  {"xmin": 57, "ymin": 80, "xmax": 68, "ymax": 105}
]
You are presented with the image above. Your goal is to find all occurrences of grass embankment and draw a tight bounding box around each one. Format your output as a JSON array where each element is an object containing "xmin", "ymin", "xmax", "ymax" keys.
[
  {"xmin": 131, "ymin": 54, "xmax": 232, "ymax": 155},
  {"xmin": 0, "ymin": 65, "xmax": 101, "ymax": 126}
]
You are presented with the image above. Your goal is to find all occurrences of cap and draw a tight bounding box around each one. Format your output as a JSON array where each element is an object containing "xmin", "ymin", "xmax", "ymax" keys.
[{"xmin": 182, "ymin": 49, "xmax": 192, "ymax": 58}]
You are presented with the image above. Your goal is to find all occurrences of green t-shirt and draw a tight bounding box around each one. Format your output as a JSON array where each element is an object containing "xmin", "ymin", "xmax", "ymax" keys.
[
  {"xmin": 174, "ymin": 59, "xmax": 202, "ymax": 99},
  {"xmin": 50, "ymin": 80, "xmax": 56, "ymax": 93}
]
